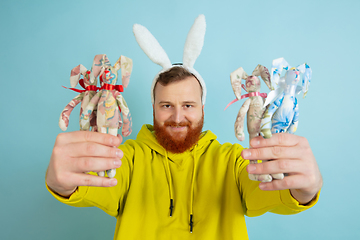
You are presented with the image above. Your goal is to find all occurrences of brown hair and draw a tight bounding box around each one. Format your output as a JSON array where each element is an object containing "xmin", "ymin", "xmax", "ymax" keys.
[{"xmin": 153, "ymin": 66, "xmax": 202, "ymax": 101}]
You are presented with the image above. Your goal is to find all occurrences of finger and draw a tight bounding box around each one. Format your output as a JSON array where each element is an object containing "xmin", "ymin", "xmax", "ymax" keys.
[
  {"xmin": 247, "ymin": 159, "xmax": 304, "ymax": 176},
  {"xmin": 71, "ymin": 173, "xmax": 119, "ymax": 188},
  {"xmin": 71, "ymin": 157, "xmax": 122, "ymax": 173},
  {"xmin": 66, "ymin": 142, "xmax": 123, "ymax": 158},
  {"xmin": 242, "ymin": 145, "xmax": 303, "ymax": 161},
  {"xmin": 249, "ymin": 133, "xmax": 302, "ymax": 148},
  {"xmin": 117, "ymin": 134, "xmax": 123, "ymax": 144},
  {"xmin": 56, "ymin": 131, "xmax": 121, "ymax": 147},
  {"xmin": 258, "ymin": 175, "xmax": 306, "ymax": 191}
]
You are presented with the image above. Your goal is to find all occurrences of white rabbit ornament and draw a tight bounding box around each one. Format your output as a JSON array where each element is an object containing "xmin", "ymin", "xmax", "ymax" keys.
[
  {"xmin": 225, "ymin": 65, "xmax": 275, "ymax": 182},
  {"xmin": 259, "ymin": 57, "xmax": 312, "ymax": 181},
  {"xmin": 261, "ymin": 58, "xmax": 312, "ymax": 138}
]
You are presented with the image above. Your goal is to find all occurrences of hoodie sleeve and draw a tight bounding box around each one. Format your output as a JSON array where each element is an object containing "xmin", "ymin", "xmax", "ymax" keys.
[
  {"xmin": 233, "ymin": 145, "xmax": 320, "ymax": 217},
  {"xmin": 45, "ymin": 141, "xmax": 135, "ymax": 217}
]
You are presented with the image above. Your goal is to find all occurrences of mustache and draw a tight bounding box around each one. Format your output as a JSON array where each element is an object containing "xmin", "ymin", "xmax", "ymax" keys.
[{"xmin": 164, "ymin": 121, "xmax": 191, "ymax": 127}]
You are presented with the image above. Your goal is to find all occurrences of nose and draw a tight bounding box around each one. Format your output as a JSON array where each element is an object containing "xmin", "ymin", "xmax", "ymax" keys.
[{"xmin": 173, "ymin": 106, "xmax": 185, "ymax": 123}]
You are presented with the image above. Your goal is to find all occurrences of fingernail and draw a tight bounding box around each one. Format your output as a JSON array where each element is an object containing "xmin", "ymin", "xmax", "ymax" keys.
[
  {"xmin": 242, "ymin": 150, "xmax": 251, "ymax": 158},
  {"xmin": 114, "ymin": 160, "xmax": 122, "ymax": 167},
  {"xmin": 251, "ymin": 140, "xmax": 260, "ymax": 147},
  {"xmin": 247, "ymin": 164, "xmax": 256, "ymax": 173},
  {"xmin": 116, "ymin": 149, "xmax": 123, "ymax": 158},
  {"xmin": 109, "ymin": 179, "xmax": 117, "ymax": 187}
]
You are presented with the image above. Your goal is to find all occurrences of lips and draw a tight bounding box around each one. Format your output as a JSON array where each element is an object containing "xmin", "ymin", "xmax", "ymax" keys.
[{"xmin": 164, "ymin": 121, "xmax": 191, "ymax": 128}]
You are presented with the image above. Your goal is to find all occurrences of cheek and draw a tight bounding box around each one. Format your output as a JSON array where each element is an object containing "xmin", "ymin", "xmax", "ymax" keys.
[
  {"xmin": 186, "ymin": 109, "xmax": 203, "ymax": 123},
  {"xmin": 154, "ymin": 109, "xmax": 170, "ymax": 124}
]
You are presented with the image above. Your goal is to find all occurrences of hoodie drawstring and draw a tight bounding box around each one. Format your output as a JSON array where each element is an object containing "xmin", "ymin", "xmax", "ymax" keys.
[
  {"xmin": 163, "ymin": 145, "xmax": 198, "ymax": 232},
  {"xmin": 189, "ymin": 144, "xmax": 198, "ymax": 233},
  {"xmin": 164, "ymin": 152, "xmax": 174, "ymax": 217}
]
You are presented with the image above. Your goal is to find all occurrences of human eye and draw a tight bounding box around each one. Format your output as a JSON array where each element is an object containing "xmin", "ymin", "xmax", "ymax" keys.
[
  {"xmin": 162, "ymin": 104, "xmax": 171, "ymax": 108},
  {"xmin": 185, "ymin": 104, "xmax": 193, "ymax": 108}
]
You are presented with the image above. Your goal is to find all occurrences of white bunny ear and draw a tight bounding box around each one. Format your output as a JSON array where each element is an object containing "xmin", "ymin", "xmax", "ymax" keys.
[
  {"xmin": 70, "ymin": 64, "xmax": 87, "ymax": 88},
  {"xmin": 297, "ymin": 63, "xmax": 312, "ymax": 98},
  {"xmin": 270, "ymin": 57, "xmax": 290, "ymax": 89},
  {"xmin": 133, "ymin": 24, "xmax": 172, "ymax": 69},
  {"xmin": 183, "ymin": 14, "xmax": 206, "ymax": 68}
]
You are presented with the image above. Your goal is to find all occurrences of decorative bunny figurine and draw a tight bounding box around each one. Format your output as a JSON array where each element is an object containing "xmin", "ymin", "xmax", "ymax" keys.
[
  {"xmin": 225, "ymin": 65, "xmax": 274, "ymax": 182},
  {"xmin": 59, "ymin": 54, "xmax": 103, "ymax": 131},
  {"xmin": 259, "ymin": 58, "xmax": 312, "ymax": 181},
  {"xmin": 260, "ymin": 57, "xmax": 312, "ymax": 138},
  {"xmin": 81, "ymin": 54, "xmax": 133, "ymax": 178}
]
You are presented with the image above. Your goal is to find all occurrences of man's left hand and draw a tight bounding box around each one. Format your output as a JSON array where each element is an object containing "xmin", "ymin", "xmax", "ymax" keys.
[{"xmin": 242, "ymin": 133, "xmax": 322, "ymax": 205}]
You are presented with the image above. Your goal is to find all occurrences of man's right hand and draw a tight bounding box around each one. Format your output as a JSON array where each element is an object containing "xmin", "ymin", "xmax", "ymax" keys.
[{"xmin": 45, "ymin": 131, "xmax": 123, "ymax": 198}]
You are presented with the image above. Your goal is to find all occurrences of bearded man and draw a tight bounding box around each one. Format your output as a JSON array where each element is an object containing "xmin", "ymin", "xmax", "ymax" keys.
[{"xmin": 46, "ymin": 66, "xmax": 322, "ymax": 240}]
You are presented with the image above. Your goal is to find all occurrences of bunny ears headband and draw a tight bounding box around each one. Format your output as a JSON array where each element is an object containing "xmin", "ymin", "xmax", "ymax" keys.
[{"xmin": 133, "ymin": 14, "xmax": 207, "ymax": 105}]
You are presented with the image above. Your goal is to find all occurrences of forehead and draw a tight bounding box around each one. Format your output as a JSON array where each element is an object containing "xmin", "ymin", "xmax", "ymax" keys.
[{"xmin": 154, "ymin": 76, "xmax": 202, "ymax": 104}]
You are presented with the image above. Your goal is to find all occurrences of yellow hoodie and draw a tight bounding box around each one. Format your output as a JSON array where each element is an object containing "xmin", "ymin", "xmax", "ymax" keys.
[{"xmin": 47, "ymin": 124, "xmax": 319, "ymax": 239}]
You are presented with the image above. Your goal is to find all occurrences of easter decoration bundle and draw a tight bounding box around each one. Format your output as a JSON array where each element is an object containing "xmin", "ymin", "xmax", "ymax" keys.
[{"xmin": 226, "ymin": 57, "xmax": 312, "ymax": 182}]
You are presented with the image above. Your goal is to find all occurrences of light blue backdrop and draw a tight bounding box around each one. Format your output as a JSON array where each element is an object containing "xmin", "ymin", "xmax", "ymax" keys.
[{"xmin": 1, "ymin": 0, "xmax": 359, "ymax": 239}]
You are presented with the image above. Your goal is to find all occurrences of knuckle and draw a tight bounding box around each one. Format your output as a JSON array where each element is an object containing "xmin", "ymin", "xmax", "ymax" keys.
[
  {"xmin": 55, "ymin": 172, "xmax": 69, "ymax": 186},
  {"xmin": 84, "ymin": 131, "xmax": 93, "ymax": 142},
  {"xmin": 82, "ymin": 158, "xmax": 93, "ymax": 170},
  {"xmin": 271, "ymin": 146, "xmax": 282, "ymax": 157},
  {"xmin": 82, "ymin": 176, "xmax": 93, "ymax": 186},
  {"xmin": 281, "ymin": 177, "xmax": 292, "ymax": 189},
  {"xmin": 300, "ymin": 136, "xmax": 309, "ymax": 146},
  {"xmin": 85, "ymin": 143, "xmax": 96, "ymax": 155},
  {"xmin": 253, "ymin": 148, "xmax": 262, "ymax": 158},
  {"xmin": 277, "ymin": 160, "xmax": 288, "ymax": 171},
  {"xmin": 52, "ymin": 145, "xmax": 63, "ymax": 157},
  {"xmin": 277, "ymin": 133, "xmax": 286, "ymax": 145},
  {"xmin": 56, "ymin": 133, "xmax": 67, "ymax": 144},
  {"xmin": 105, "ymin": 134, "xmax": 113, "ymax": 146}
]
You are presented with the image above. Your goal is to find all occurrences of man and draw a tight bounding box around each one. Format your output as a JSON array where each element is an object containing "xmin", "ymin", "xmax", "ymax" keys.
[{"xmin": 46, "ymin": 66, "xmax": 322, "ymax": 239}]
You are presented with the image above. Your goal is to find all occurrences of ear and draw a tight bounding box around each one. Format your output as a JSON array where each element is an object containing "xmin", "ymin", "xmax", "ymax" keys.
[
  {"xmin": 113, "ymin": 55, "xmax": 133, "ymax": 88},
  {"xmin": 297, "ymin": 63, "xmax": 312, "ymax": 98},
  {"xmin": 133, "ymin": 24, "xmax": 172, "ymax": 69},
  {"xmin": 252, "ymin": 64, "xmax": 271, "ymax": 90},
  {"xmin": 70, "ymin": 64, "xmax": 87, "ymax": 88},
  {"xmin": 92, "ymin": 54, "xmax": 110, "ymax": 79},
  {"xmin": 271, "ymin": 58, "xmax": 290, "ymax": 89},
  {"xmin": 183, "ymin": 14, "xmax": 206, "ymax": 68},
  {"xmin": 230, "ymin": 67, "xmax": 248, "ymax": 100}
]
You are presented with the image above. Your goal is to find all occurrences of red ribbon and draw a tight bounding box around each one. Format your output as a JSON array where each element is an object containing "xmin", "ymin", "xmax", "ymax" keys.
[
  {"xmin": 224, "ymin": 92, "xmax": 267, "ymax": 110},
  {"xmin": 62, "ymin": 85, "xmax": 100, "ymax": 93},
  {"xmin": 101, "ymin": 83, "xmax": 125, "ymax": 113},
  {"xmin": 101, "ymin": 83, "xmax": 124, "ymax": 92}
]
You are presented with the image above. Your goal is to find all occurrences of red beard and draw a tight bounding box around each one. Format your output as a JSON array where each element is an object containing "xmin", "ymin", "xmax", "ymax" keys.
[{"xmin": 154, "ymin": 114, "xmax": 204, "ymax": 154}]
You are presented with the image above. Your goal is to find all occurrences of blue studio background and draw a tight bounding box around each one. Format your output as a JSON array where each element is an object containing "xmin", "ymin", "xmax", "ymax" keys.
[{"xmin": 1, "ymin": 0, "xmax": 359, "ymax": 239}]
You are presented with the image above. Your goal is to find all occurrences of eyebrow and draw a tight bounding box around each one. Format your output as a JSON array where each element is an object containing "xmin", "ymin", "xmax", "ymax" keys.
[{"xmin": 158, "ymin": 101, "xmax": 198, "ymax": 105}]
